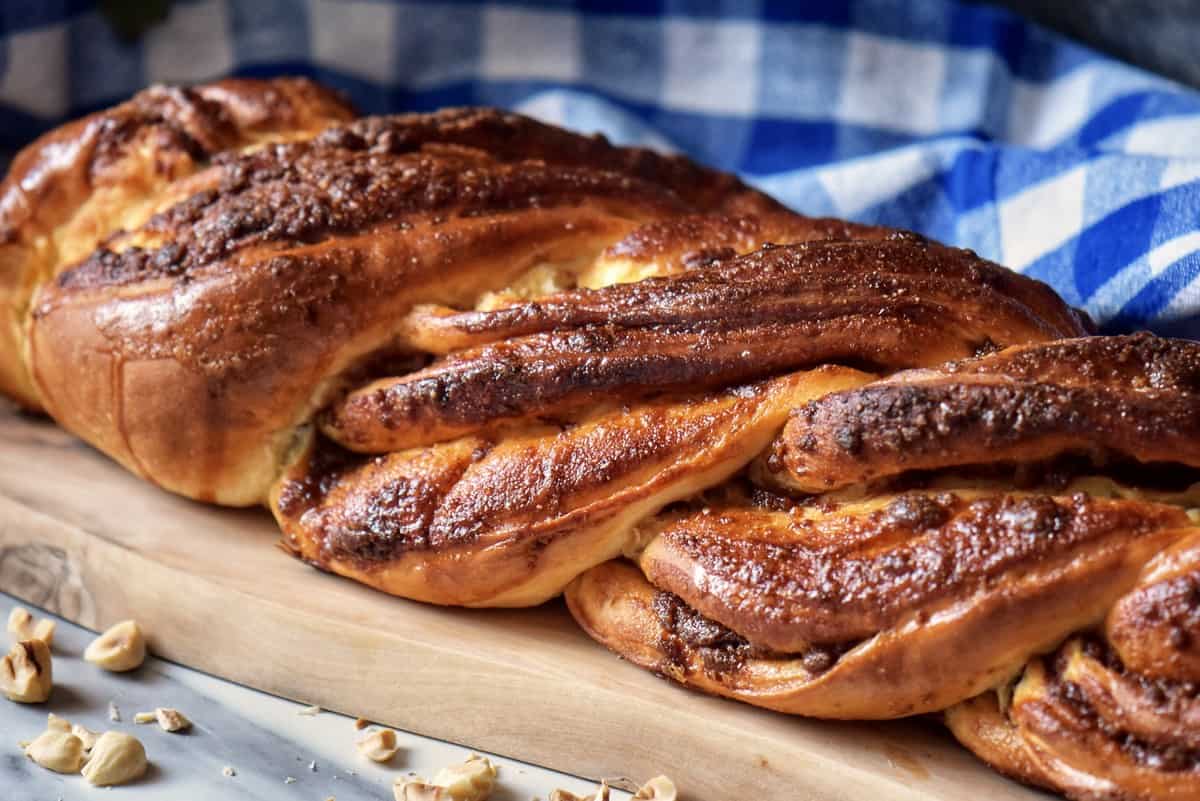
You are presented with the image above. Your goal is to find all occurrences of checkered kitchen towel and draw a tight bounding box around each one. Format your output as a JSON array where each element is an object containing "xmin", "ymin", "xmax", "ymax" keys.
[{"xmin": 3, "ymin": 1, "xmax": 1199, "ymax": 335}]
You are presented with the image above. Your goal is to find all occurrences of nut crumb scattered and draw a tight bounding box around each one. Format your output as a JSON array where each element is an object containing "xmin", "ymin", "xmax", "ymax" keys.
[
  {"xmin": 133, "ymin": 712, "xmax": 156, "ymax": 724},
  {"xmin": 154, "ymin": 707, "xmax": 191, "ymax": 732},
  {"xmin": 309, "ymin": 760, "xmax": 318, "ymax": 772},
  {"xmin": 108, "ymin": 702, "xmax": 121, "ymax": 722},
  {"xmin": 298, "ymin": 704, "xmax": 321, "ymax": 716},
  {"xmin": 284, "ymin": 776, "xmax": 297, "ymax": 784},
  {"xmin": 354, "ymin": 717, "xmax": 369, "ymax": 730},
  {"xmin": 222, "ymin": 765, "xmax": 237, "ymax": 778}
]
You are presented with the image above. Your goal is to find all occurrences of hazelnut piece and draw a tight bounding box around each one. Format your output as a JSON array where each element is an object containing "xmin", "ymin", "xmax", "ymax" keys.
[
  {"xmin": 25, "ymin": 730, "xmax": 85, "ymax": 773},
  {"xmin": 155, "ymin": 707, "xmax": 191, "ymax": 732},
  {"xmin": 2, "ymin": 639, "xmax": 52, "ymax": 703},
  {"xmin": 432, "ymin": 755, "xmax": 498, "ymax": 801},
  {"xmin": 394, "ymin": 756, "xmax": 498, "ymax": 801},
  {"xmin": 7, "ymin": 607, "xmax": 55, "ymax": 647},
  {"xmin": 550, "ymin": 781, "xmax": 610, "ymax": 801},
  {"xmin": 357, "ymin": 728, "xmax": 400, "ymax": 763},
  {"xmin": 84, "ymin": 620, "xmax": 145, "ymax": 672},
  {"xmin": 393, "ymin": 778, "xmax": 445, "ymax": 801},
  {"xmin": 81, "ymin": 731, "xmax": 148, "ymax": 786}
]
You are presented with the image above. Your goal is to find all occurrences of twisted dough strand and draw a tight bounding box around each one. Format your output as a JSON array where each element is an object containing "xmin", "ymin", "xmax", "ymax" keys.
[
  {"xmin": 568, "ymin": 335, "xmax": 1200, "ymax": 800},
  {"xmin": 2, "ymin": 79, "xmax": 1192, "ymax": 801}
]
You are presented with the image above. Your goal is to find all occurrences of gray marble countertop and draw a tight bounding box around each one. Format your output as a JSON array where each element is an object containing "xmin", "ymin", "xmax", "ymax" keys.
[{"xmin": 1, "ymin": 593, "xmax": 631, "ymax": 801}]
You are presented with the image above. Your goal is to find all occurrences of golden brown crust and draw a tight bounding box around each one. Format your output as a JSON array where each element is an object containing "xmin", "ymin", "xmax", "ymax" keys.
[
  {"xmin": 949, "ymin": 631, "xmax": 1200, "ymax": 801},
  {"xmin": 0, "ymin": 77, "xmax": 351, "ymax": 246},
  {"xmin": 20, "ymin": 102, "xmax": 844, "ymax": 504},
  {"xmin": 639, "ymin": 492, "xmax": 1190, "ymax": 650},
  {"xmin": 0, "ymin": 77, "xmax": 354, "ymax": 409},
  {"xmin": 54, "ymin": 145, "xmax": 689, "ymax": 291},
  {"xmin": 568, "ymin": 494, "xmax": 1191, "ymax": 719},
  {"xmin": 943, "ymin": 692, "xmax": 1061, "ymax": 793},
  {"xmin": 5, "ymin": 81, "xmax": 1197, "ymax": 801},
  {"xmin": 773, "ymin": 334, "xmax": 1200, "ymax": 494},
  {"xmin": 597, "ymin": 211, "xmax": 890, "ymax": 268},
  {"xmin": 1105, "ymin": 535, "xmax": 1200, "ymax": 683},
  {"xmin": 314, "ymin": 109, "xmax": 780, "ymax": 216},
  {"xmin": 321, "ymin": 238, "xmax": 1090, "ymax": 453},
  {"xmin": 274, "ymin": 368, "xmax": 869, "ymax": 606},
  {"xmin": 568, "ymin": 334, "xmax": 1200, "ymax": 793},
  {"xmin": 19, "ymin": 90, "xmax": 1088, "ymax": 506}
]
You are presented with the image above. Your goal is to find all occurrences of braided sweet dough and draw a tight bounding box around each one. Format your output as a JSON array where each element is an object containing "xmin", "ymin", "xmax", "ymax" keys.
[
  {"xmin": 1, "ymin": 78, "xmax": 1192, "ymax": 801},
  {"xmin": 0, "ymin": 78, "xmax": 355, "ymax": 410},
  {"xmin": 568, "ymin": 334, "xmax": 1200, "ymax": 800}
]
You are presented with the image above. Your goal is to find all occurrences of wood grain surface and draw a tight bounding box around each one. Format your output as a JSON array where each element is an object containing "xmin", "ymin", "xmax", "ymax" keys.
[{"xmin": 0, "ymin": 403, "xmax": 1050, "ymax": 800}]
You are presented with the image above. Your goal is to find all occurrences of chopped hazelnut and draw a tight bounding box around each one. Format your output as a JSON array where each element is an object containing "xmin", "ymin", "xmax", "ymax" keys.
[
  {"xmin": 393, "ymin": 777, "xmax": 446, "ymax": 801},
  {"xmin": 432, "ymin": 756, "xmax": 498, "ymax": 801},
  {"xmin": 2, "ymin": 639, "xmax": 52, "ymax": 703},
  {"xmin": 632, "ymin": 776, "xmax": 676, "ymax": 801},
  {"xmin": 7, "ymin": 607, "xmax": 55, "ymax": 647},
  {"xmin": 133, "ymin": 711, "xmax": 156, "ymax": 724},
  {"xmin": 81, "ymin": 731, "xmax": 148, "ymax": 786},
  {"xmin": 155, "ymin": 707, "xmax": 191, "ymax": 732},
  {"xmin": 354, "ymin": 717, "xmax": 369, "ymax": 730},
  {"xmin": 393, "ymin": 757, "xmax": 497, "ymax": 801},
  {"xmin": 357, "ymin": 728, "xmax": 400, "ymax": 763},
  {"xmin": 25, "ymin": 730, "xmax": 85, "ymax": 773},
  {"xmin": 84, "ymin": 620, "xmax": 145, "ymax": 672},
  {"xmin": 549, "ymin": 781, "xmax": 609, "ymax": 801}
]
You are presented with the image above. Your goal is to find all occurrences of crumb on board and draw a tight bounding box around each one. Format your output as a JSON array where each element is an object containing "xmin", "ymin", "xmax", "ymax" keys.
[{"xmin": 298, "ymin": 704, "xmax": 322, "ymax": 716}]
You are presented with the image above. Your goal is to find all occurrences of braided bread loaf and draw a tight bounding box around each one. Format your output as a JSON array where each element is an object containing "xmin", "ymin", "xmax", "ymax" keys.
[
  {"xmin": 569, "ymin": 333, "xmax": 1200, "ymax": 800},
  {"xmin": 2, "ymin": 78, "xmax": 1195, "ymax": 801}
]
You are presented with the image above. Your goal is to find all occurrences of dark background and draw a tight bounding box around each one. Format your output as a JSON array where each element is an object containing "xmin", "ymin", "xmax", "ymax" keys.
[{"xmin": 987, "ymin": 0, "xmax": 1200, "ymax": 87}]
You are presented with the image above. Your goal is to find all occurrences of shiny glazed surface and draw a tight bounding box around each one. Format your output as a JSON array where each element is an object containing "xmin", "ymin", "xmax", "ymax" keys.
[{"xmin": 2, "ymin": 78, "xmax": 1193, "ymax": 801}]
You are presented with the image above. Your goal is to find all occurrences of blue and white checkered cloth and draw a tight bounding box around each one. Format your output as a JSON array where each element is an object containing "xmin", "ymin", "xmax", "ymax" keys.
[{"xmin": 3, "ymin": 1, "xmax": 1199, "ymax": 335}]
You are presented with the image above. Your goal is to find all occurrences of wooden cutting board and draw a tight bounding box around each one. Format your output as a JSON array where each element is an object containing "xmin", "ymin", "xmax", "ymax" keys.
[{"xmin": 0, "ymin": 403, "xmax": 1049, "ymax": 800}]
